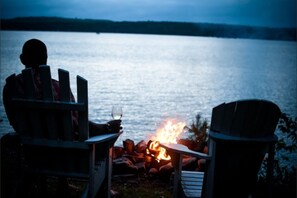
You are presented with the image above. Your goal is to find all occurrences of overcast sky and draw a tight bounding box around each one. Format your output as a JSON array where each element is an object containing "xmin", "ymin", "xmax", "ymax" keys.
[{"xmin": 1, "ymin": 0, "xmax": 296, "ymax": 28}]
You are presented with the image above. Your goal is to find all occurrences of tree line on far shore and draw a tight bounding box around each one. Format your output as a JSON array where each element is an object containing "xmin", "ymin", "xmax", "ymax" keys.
[{"xmin": 1, "ymin": 17, "xmax": 296, "ymax": 41}]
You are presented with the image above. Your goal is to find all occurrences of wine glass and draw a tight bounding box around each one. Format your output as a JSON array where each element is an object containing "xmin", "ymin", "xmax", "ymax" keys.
[{"xmin": 111, "ymin": 105, "xmax": 123, "ymax": 120}]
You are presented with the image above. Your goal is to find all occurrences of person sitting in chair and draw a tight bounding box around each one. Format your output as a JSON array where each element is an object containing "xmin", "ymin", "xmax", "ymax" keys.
[{"xmin": 3, "ymin": 38, "xmax": 121, "ymax": 137}]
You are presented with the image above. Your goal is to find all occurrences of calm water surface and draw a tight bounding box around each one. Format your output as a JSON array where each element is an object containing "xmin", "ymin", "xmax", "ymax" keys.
[{"xmin": 0, "ymin": 31, "xmax": 296, "ymax": 146}]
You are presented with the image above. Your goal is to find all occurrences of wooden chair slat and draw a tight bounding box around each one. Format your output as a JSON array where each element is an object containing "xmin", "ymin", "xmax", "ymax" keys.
[
  {"xmin": 22, "ymin": 69, "xmax": 37, "ymax": 99},
  {"xmin": 77, "ymin": 75, "xmax": 89, "ymax": 140},
  {"xmin": 58, "ymin": 69, "xmax": 71, "ymax": 101},
  {"xmin": 40, "ymin": 66, "xmax": 54, "ymax": 100},
  {"xmin": 209, "ymin": 103, "xmax": 224, "ymax": 132},
  {"xmin": 260, "ymin": 101, "xmax": 281, "ymax": 137},
  {"xmin": 13, "ymin": 99, "xmax": 86, "ymax": 111},
  {"xmin": 221, "ymin": 101, "xmax": 237, "ymax": 135},
  {"xmin": 58, "ymin": 68, "xmax": 74, "ymax": 140},
  {"xmin": 22, "ymin": 68, "xmax": 43, "ymax": 138},
  {"xmin": 181, "ymin": 181, "xmax": 204, "ymax": 187},
  {"xmin": 182, "ymin": 171, "xmax": 204, "ymax": 179},
  {"xmin": 40, "ymin": 66, "xmax": 59, "ymax": 139},
  {"xmin": 20, "ymin": 137, "xmax": 89, "ymax": 149}
]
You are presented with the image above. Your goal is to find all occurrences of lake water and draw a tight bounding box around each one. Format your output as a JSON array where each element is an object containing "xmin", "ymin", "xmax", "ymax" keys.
[{"xmin": 0, "ymin": 31, "xmax": 296, "ymax": 147}]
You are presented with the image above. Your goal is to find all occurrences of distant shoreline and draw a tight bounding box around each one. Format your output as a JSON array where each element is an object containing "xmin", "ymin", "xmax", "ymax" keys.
[{"xmin": 1, "ymin": 17, "xmax": 296, "ymax": 41}]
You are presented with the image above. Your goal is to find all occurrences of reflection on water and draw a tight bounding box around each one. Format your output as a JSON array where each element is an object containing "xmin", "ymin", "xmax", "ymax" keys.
[{"xmin": 0, "ymin": 31, "xmax": 296, "ymax": 146}]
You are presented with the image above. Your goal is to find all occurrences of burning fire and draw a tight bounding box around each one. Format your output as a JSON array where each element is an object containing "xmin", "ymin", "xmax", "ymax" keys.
[{"xmin": 147, "ymin": 120, "xmax": 186, "ymax": 162}]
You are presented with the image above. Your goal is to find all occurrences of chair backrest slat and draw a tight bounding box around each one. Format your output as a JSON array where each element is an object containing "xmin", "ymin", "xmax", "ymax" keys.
[
  {"xmin": 40, "ymin": 66, "xmax": 54, "ymax": 100},
  {"xmin": 58, "ymin": 69, "xmax": 74, "ymax": 140},
  {"xmin": 22, "ymin": 68, "xmax": 43, "ymax": 138},
  {"xmin": 77, "ymin": 75, "xmax": 89, "ymax": 140},
  {"xmin": 221, "ymin": 101, "xmax": 236, "ymax": 136},
  {"xmin": 22, "ymin": 69, "xmax": 37, "ymax": 99},
  {"xmin": 40, "ymin": 66, "xmax": 59, "ymax": 139}
]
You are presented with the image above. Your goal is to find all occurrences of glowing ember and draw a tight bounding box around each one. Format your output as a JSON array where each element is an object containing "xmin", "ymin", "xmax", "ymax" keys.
[{"xmin": 148, "ymin": 120, "xmax": 186, "ymax": 162}]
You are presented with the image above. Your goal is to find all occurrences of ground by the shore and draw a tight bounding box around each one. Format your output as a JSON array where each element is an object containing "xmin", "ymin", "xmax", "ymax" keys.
[{"xmin": 111, "ymin": 174, "xmax": 172, "ymax": 198}]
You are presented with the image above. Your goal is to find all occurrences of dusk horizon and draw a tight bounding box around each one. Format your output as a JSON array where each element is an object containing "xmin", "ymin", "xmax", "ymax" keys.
[
  {"xmin": 1, "ymin": 0, "xmax": 296, "ymax": 28},
  {"xmin": 2, "ymin": 15, "xmax": 296, "ymax": 29}
]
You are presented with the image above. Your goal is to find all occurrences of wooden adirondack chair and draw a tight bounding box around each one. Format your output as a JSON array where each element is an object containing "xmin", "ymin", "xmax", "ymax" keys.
[
  {"xmin": 5, "ymin": 65, "xmax": 121, "ymax": 198},
  {"xmin": 161, "ymin": 99, "xmax": 281, "ymax": 198}
]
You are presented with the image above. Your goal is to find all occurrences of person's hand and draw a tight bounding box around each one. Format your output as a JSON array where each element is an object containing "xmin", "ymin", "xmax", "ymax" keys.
[{"xmin": 106, "ymin": 120, "xmax": 122, "ymax": 133}]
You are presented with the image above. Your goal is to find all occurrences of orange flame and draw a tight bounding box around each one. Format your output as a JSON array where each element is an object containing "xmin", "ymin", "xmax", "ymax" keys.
[{"xmin": 148, "ymin": 120, "xmax": 186, "ymax": 162}]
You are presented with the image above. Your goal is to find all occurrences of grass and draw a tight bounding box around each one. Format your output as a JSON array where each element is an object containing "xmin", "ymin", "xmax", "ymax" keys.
[{"xmin": 111, "ymin": 174, "xmax": 173, "ymax": 198}]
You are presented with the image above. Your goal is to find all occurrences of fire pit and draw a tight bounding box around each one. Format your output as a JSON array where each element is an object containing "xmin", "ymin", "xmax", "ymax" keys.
[{"xmin": 112, "ymin": 119, "xmax": 200, "ymax": 177}]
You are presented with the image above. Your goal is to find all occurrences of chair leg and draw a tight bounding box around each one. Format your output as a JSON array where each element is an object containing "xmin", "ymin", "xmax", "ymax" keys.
[
  {"xmin": 89, "ymin": 144, "xmax": 95, "ymax": 198},
  {"xmin": 1, "ymin": 133, "xmax": 22, "ymax": 198},
  {"xmin": 266, "ymin": 144, "xmax": 275, "ymax": 198},
  {"xmin": 170, "ymin": 153, "xmax": 182, "ymax": 198},
  {"xmin": 107, "ymin": 147, "xmax": 113, "ymax": 198}
]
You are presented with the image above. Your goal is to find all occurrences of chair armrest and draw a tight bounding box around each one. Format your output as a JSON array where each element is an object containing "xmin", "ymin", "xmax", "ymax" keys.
[
  {"xmin": 160, "ymin": 143, "xmax": 211, "ymax": 160},
  {"xmin": 85, "ymin": 132, "xmax": 122, "ymax": 144},
  {"xmin": 160, "ymin": 143, "xmax": 211, "ymax": 198}
]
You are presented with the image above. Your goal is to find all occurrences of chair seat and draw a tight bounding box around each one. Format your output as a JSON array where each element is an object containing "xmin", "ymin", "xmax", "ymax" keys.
[{"xmin": 181, "ymin": 171, "xmax": 204, "ymax": 198}]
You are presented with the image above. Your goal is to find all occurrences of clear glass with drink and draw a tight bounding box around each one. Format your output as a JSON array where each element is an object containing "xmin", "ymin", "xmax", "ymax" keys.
[{"xmin": 111, "ymin": 105, "xmax": 122, "ymax": 120}]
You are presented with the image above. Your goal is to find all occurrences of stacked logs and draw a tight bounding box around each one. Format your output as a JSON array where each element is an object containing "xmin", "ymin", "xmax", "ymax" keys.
[{"xmin": 112, "ymin": 139, "xmax": 207, "ymax": 180}]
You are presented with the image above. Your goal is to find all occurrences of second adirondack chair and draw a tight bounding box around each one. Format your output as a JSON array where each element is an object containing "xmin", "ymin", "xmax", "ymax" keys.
[{"xmin": 161, "ymin": 99, "xmax": 281, "ymax": 198}]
